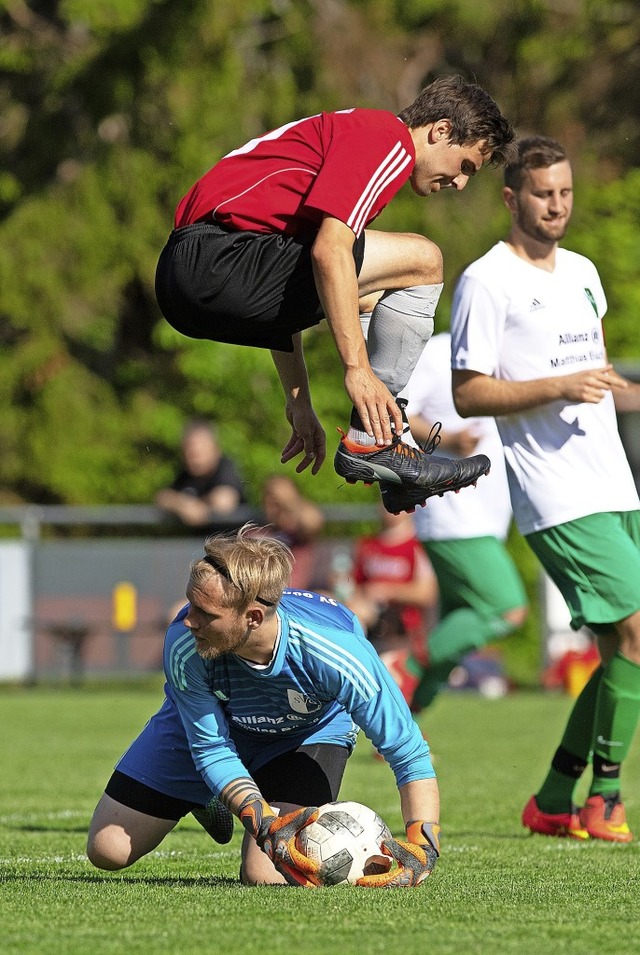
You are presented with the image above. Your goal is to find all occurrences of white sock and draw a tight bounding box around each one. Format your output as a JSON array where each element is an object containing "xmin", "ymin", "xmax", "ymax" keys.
[
  {"xmin": 348, "ymin": 292, "xmax": 441, "ymax": 447},
  {"xmin": 346, "ymin": 427, "xmax": 376, "ymax": 446},
  {"xmin": 368, "ymin": 284, "xmax": 442, "ymax": 394},
  {"xmin": 346, "ymin": 311, "xmax": 377, "ymax": 445}
]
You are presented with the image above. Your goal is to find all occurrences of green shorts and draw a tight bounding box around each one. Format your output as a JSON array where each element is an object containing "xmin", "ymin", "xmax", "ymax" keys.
[
  {"xmin": 526, "ymin": 511, "xmax": 640, "ymax": 631},
  {"xmin": 424, "ymin": 536, "xmax": 526, "ymax": 619}
]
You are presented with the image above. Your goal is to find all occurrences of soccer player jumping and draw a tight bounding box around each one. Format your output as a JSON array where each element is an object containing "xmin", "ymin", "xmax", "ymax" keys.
[{"xmin": 155, "ymin": 76, "xmax": 515, "ymax": 513}]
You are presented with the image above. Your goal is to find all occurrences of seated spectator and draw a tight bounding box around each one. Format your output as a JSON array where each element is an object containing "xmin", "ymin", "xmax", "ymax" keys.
[
  {"xmin": 347, "ymin": 506, "xmax": 439, "ymax": 704},
  {"xmin": 155, "ymin": 418, "xmax": 247, "ymax": 529},
  {"xmin": 259, "ymin": 474, "xmax": 325, "ymax": 589}
]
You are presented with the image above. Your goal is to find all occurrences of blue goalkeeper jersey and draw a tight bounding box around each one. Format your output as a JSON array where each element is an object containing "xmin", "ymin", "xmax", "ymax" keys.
[{"xmin": 163, "ymin": 589, "xmax": 434, "ymax": 795}]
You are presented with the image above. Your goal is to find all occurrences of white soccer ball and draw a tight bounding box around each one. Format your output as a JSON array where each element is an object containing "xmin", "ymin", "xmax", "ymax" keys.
[{"xmin": 296, "ymin": 800, "xmax": 392, "ymax": 886}]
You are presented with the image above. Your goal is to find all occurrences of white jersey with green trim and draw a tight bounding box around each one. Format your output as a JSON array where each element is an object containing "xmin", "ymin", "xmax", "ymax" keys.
[{"xmin": 450, "ymin": 241, "xmax": 639, "ymax": 535}]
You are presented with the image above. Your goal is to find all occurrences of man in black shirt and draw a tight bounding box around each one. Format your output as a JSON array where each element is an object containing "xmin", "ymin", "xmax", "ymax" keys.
[{"xmin": 155, "ymin": 419, "xmax": 246, "ymax": 528}]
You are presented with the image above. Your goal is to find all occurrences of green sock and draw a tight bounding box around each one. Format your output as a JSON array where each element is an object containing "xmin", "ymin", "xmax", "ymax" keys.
[
  {"xmin": 410, "ymin": 607, "xmax": 516, "ymax": 711},
  {"xmin": 560, "ymin": 665, "xmax": 603, "ymax": 757},
  {"xmin": 412, "ymin": 661, "xmax": 456, "ymax": 710},
  {"xmin": 590, "ymin": 651, "xmax": 640, "ymax": 797},
  {"xmin": 535, "ymin": 766, "xmax": 580, "ymax": 815},
  {"xmin": 536, "ymin": 667, "xmax": 603, "ymax": 813}
]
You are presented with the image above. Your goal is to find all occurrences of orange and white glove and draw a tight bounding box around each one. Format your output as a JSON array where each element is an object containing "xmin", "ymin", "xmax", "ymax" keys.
[
  {"xmin": 254, "ymin": 804, "xmax": 321, "ymax": 887},
  {"xmin": 356, "ymin": 821, "xmax": 440, "ymax": 888}
]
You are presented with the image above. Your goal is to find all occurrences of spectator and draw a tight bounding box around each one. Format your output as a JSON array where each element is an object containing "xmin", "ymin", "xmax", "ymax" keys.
[
  {"xmin": 259, "ymin": 474, "xmax": 325, "ymax": 589},
  {"xmin": 348, "ymin": 506, "xmax": 438, "ymax": 704},
  {"xmin": 155, "ymin": 419, "xmax": 247, "ymax": 529}
]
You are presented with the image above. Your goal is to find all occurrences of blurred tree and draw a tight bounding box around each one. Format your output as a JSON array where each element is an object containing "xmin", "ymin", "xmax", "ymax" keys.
[
  {"xmin": 570, "ymin": 168, "xmax": 640, "ymax": 358},
  {"xmin": 1, "ymin": 0, "xmax": 640, "ymax": 508}
]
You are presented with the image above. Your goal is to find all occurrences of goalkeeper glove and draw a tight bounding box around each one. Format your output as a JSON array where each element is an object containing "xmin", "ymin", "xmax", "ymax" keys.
[
  {"xmin": 255, "ymin": 804, "xmax": 321, "ymax": 887},
  {"xmin": 356, "ymin": 820, "xmax": 440, "ymax": 888}
]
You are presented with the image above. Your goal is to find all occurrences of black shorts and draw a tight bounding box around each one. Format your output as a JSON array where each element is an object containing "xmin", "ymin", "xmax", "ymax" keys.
[
  {"xmin": 155, "ymin": 222, "xmax": 365, "ymax": 352},
  {"xmin": 105, "ymin": 742, "xmax": 350, "ymax": 820}
]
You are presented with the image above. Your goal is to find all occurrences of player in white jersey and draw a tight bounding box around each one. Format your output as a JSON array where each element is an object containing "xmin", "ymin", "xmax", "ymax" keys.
[
  {"xmin": 450, "ymin": 135, "xmax": 640, "ymax": 843},
  {"xmin": 397, "ymin": 331, "xmax": 527, "ymax": 710},
  {"xmin": 87, "ymin": 526, "xmax": 440, "ymax": 887}
]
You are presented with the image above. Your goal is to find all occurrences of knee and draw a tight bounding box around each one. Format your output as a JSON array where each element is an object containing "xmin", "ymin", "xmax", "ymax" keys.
[
  {"xmin": 239, "ymin": 806, "xmax": 298, "ymax": 886},
  {"xmin": 86, "ymin": 831, "xmax": 134, "ymax": 871},
  {"xmin": 615, "ymin": 625, "xmax": 640, "ymax": 666},
  {"xmin": 414, "ymin": 236, "xmax": 443, "ymax": 285},
  {"xmin": 389, "ymin": 233, "xmax": 443, "ymax": 286},
  {"xmin": 240, "ymin": 834, "xmax": 288, "ymax": 886},
  {"xmin": 240, "ymin": 862, "xmax": 287, "ymax": 886}
]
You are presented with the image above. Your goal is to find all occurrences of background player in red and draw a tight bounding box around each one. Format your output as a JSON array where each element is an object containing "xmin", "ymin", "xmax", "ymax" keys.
[
  {"xmin": 155, "ymin": 76, "xmax": 515, "ymax": 513},
  {"xmin": 349, "ymin": 507, "xmax": 437, "ymax": 703}
]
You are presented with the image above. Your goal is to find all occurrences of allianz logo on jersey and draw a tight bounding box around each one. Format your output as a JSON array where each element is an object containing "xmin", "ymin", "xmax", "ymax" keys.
[
  {"xmin": 287, "ymin": 689, "xmax": 322, "ymax": 714},
  {"xmin": 230, "ymin": 689, "xmax": 323, "ymax": 731}
]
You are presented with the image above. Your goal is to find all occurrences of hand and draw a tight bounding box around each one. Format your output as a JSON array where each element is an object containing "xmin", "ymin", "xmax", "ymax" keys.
[
  {"xmin": 360, "ymin": 581, "xmax": 396, "ymax": 605},
  {"xmin": 256, "ymin": 806, "xmax": 321, "ymax": 887},
  {"xmin": 356, "ymin": 821, "xmax": 440, "ymax": 888},
  {"xmin": 281, "ymin": 403, "xmax": 326, "ymax": 475},
  {"xmin": 344, "ymin": 366, "xmax": 403, "ymax": 446},
  {"xmin": 559, "ymin": 365, "xmax": 625, "ymax": 404},
  {"xmin": 154, "ymin": 490, "xmax": 211, "ymax": 526},
  {"xmin": 447, "ymin": 426, "xmax": 482, "ymax": 458}
]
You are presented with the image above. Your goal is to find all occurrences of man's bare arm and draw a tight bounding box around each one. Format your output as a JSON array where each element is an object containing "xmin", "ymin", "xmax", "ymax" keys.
[
  {"xmin": 311, "ymin": 216, "xmax": 402, "ymax": 444},
  {"xmin": 611, "ymin": 376, "xmax": 640, "ymax": 412},
  {"xmin": 271, "ymin": 336, "xmax": 326, "ymax": 474},
  {"xmin": 453, "ymin": 364, "xmax": 626, "ymax": 418}
]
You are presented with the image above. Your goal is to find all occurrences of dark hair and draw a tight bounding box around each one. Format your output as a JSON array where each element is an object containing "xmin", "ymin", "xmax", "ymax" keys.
[
  {"xmin": 398, "ymin": 74, "xmax": 516, "ymax": 167},
  {"xmin": 504, "ymin": 136, "xmax": 568, "ymax": 190}
]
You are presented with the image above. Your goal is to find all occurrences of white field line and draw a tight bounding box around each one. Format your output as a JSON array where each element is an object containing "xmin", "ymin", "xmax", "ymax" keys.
[
  {"xmin": 0, "ymin": 809, "xmax": 86, "ymax": 825},
  {"xmin": 0, "ymin": 848, "xmax": 238, "ymax": 866},
  {"xmin": 0, "ymin": 852, "xmax": 89, "ymax": 864}
]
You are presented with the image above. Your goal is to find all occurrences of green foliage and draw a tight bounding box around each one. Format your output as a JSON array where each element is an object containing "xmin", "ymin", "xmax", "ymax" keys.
[
  {"xmin": 60, "ymin": 0, "xmax": 155, "ymax": 35},
  {"xmin": 1, "ymin": 0, "xmax": 640, "ymax": 506},
  {"xmin": 571, "ymin": 168, "xmax": 640, "ymax": 358}
]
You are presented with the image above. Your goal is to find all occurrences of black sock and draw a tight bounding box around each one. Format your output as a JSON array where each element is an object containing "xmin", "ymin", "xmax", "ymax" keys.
[
  {"xmin": 349, "ymin": 407, "xmax": 365, "ymax": 431},
  {"xmin": 551, "ymin": 745, "xmax": 588, "ymax": 778},
  {"xmin": 536, "ymin": 746, "xmax": 587, "ymax": 812}
]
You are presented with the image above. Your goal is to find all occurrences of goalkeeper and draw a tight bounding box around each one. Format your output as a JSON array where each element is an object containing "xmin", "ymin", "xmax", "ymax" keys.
[{"xmin": 87, "ymin": 525, "xmax": 439, "ymax": 887}]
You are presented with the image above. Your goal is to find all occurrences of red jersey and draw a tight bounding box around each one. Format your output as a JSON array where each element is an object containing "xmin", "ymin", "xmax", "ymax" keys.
[
  {"xmin": 175, "ymin": 109, "xmax": 415, "ymax": 237},
  {"xmin": 352, "ymin": 533, "xmax": 430, "ymax": 634}
]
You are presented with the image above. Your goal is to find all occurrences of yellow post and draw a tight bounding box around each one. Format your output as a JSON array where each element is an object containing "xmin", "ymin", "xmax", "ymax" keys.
[{"xmin": 112, "ymin": 581, "xmax": 138, "ymax": 632}]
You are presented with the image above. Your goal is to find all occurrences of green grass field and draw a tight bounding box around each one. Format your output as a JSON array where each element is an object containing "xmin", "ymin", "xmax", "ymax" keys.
[{"xmin": 2, "ymin": 682, "xmax": 640, "ymax": 955}]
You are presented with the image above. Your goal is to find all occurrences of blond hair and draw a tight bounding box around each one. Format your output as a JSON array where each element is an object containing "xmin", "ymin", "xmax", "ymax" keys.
[{"xmin": 190, "ymin": 523, "xmax": 293, "ymax": 612}]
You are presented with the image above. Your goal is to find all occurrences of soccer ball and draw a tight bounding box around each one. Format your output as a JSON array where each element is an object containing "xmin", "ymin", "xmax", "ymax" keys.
[{"xmin": 296, "ymin": 801, "xmax": 392, "ymax": 886}]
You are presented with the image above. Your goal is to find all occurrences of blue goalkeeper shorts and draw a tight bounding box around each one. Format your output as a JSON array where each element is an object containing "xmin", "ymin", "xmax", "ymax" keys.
[{"xmin": 107, "ymin": 696, "xmax": 348, "ymax": 819}]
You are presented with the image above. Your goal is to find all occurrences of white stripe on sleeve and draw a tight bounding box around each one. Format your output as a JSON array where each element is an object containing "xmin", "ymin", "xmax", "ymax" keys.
[
  {"xmin": 347, "ymin": 143, "xmax": 412, "ymax": 235},
  {"xmin": 289, "ymin": 623, "xmax": 381, "ymax": 699}
]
